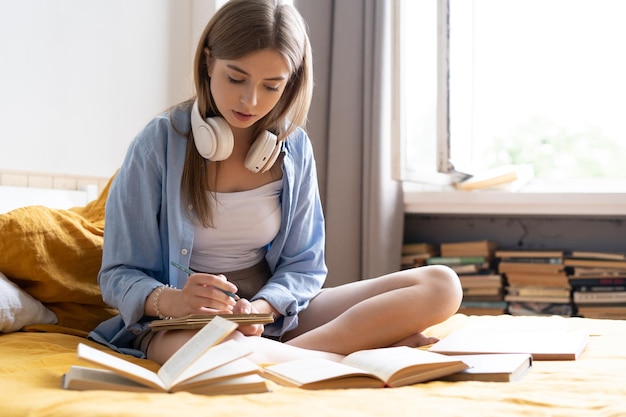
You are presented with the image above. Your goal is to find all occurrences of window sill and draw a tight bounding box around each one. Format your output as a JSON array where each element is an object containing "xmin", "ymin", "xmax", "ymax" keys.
[{"xmin": 403, "ymin": 181, "xmax": 626, "ymax": 216}]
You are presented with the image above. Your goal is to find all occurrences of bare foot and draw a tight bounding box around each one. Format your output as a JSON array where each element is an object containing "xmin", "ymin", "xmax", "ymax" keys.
[{"xmin": 390, "ymin": 332, "xmax": 439, "ymax": 348}]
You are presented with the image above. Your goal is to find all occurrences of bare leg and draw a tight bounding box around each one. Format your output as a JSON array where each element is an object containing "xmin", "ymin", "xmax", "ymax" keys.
[
  {"xmin": 282, "ymin": 265, "xmax": 462, "ymax": 355},
  {"xmin": 146, "ymin": 265, "xmax": 461, "ymax": 364},
  {"xmin": 147, "ymin": 328, "xmax": 345, "ymax": 366}
]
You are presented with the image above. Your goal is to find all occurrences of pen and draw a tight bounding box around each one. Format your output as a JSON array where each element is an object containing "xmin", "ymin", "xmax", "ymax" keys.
[{"xmin": 170, "ymin": 261, "xmax": 241, "ymax": 301}]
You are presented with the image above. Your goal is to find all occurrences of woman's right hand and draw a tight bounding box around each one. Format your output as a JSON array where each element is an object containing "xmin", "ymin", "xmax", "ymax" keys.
[
  {"xmin": 180, "ymin": 272, "xmax": 239, "ymax": 314},
  {"xmin": 150, "ymin": 273, "xmax": 239, "ymax": 318}
]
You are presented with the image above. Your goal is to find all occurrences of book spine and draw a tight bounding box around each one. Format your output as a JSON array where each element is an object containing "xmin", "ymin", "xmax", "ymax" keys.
[
  {"xmin": 568, "ymin": 278, "xmax": 626, "ymax": 287},
  {"xmin": 426, "ymin": 256, "xmax": 486, "ymax": 265},
  {"xmin": 505, "ymin": 295, "xmax": 571, "ymax": 304},
  {"xmin": 573, "ymin": 286, "xmax": 626, "ymax": 292},
  {"xmin": 499, "ymin": 263, "xmax": 565, "ymax": 274},
  {"xmin": 507, "ymin": 287, "xmax": 571, "ymax": 297},
  {"xmin": 498, "ymin": 257, "xmax": 562, "ymax": 264},
  {"xmin": 460, "ymin": 301, "xmax": 508, "ymax": 308},
  {"xmin": 507, "ymin": 302, "xmax": 573, "ymax": 316},
  {"xmin": 564, "ymin": 259, "xmax": 626, "ymax": 269},
  {"xmin": 573, "ymin": 291, "xmax": 626, "ymax": 303},
  {"xmin": 568, "ymin": 252, "xmax": 626, "ymax": 261}
]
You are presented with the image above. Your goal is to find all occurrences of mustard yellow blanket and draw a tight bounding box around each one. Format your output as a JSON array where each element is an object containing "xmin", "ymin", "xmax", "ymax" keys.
[
  {"xmin": 0, "ymin": 177, "xmax": 116, "ymax": 336},
  {"xmin": 1, "ymin": 314, "xmax": 626, "ymax": 417}
]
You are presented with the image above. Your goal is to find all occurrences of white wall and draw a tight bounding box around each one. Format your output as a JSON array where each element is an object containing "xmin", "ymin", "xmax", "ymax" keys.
[{"xmin": 0, "ymin": 0, "xmax": 219, "ymax": 178}]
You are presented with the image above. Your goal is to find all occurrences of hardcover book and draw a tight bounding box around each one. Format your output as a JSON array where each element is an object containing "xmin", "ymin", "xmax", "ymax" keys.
[
  {"xmin": 438, "ymin": 353, "xmax": 532, "ymax": 382},
  {"xmin": 440, "ymin": 240, "xmax": 497, "ymax": 258},
  {"xmin": 429, "ymin": 329, "xmax": 588, "ymax": 360}
]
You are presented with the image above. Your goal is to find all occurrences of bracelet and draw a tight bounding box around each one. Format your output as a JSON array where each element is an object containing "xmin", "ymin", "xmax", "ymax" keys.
[{"xmin": 153, "ymin": 285, "xmax": 173, "ymax": 320}]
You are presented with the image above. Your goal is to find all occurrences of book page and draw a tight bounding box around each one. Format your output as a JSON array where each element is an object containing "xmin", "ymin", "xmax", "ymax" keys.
[
  {"xmin": 341, "ymin": 346, "xmax": 465, "ymax": 383},
  {"xmin": 76, "ymin": 343, "xmax": 166, "ymax": 391},
  {"xmin": 169, "ymin": 339, "xmax": 252, "ymax": 387},
  {"xmin": 181, "ymin": 374, "xmax": 269, "ymax": 396},
  {"xmin": 158, "ymin": 316, "xmax": 237, "ymax": 388},
  {"xmin": 63, "ymin": 366, "xmax": 156, "ymax": 393},
  {"xmin": 450, "ymin": 353, "xmax": 532, "ymax": 374},
  {"xmin": 263, "ymin": 357, "xmax": 377, "ymax": 387},
  {"xmin": 172, "ymin": 357, "xmax": 260, "ymax": 391}
]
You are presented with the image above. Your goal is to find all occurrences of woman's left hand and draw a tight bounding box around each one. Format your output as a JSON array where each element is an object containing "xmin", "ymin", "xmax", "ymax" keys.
[{"xmin": 233, "ymin": 298, "xmax": 265, "ymax": 337}]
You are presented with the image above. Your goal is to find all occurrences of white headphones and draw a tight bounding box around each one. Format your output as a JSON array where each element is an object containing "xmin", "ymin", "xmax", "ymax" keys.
[{"xmin": 190, "ymin": 100, "xmax": 281, "ymax": 173}]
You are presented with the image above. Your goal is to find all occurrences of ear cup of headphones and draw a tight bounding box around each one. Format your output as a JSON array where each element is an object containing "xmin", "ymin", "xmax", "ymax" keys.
[
  {"xmin": 191, "ymin": 100, "xmax": 234, "ymax": 161},
  {"xmin": 244, "ymin": 130, "xmax": 280, "ymax": 173},
  {"xmin": 191, "ymin": 99, "xmax": 281, "ymax": 172},
  {"xmin": 260, "ymin": 136, "xmax": 283, "ymax": 173}
]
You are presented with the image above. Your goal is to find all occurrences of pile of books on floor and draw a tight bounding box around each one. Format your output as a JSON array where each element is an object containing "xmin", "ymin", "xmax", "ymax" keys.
[
  {"xmin": 402, "ymin": 241, "xmax": 626, "ymax": 319},
  {"xmin": 401, "ymin": 242, "xmax": 439, "ymax": 270},
  {"xmin": 496, "ymin": 249, "xmax": 573, "ymax": 317},
  {"xmin": 425, "ymin": 240, "xmax": 506, "ymax": 316},
  {"xmin": 564, "ymin": 251, "xmax": 626, "ymax": 319}
]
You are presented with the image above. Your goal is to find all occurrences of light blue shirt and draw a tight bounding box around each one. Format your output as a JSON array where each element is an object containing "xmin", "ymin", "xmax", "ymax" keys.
[{"xmin": 89, "ymin": 104, "xmax": 326, "ymax": 356}]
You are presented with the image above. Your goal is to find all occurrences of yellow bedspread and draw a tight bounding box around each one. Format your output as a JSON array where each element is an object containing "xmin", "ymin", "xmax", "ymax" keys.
[{"xmin": 1, "ymin": 313, "xmax": 625, "ymax": 417}]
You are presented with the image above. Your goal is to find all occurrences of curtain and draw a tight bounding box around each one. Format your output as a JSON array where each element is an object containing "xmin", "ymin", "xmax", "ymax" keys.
[{"xmin": 296, "ymin": 0, "xmax": 403, "ymax": 287}]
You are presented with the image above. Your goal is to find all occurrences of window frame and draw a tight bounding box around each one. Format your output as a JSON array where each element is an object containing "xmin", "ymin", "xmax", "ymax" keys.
[
  {"xmin": 392, "ymin": 0, "xmax": 454, "ymax": 186},
  {"xmin": 395, "ymin": 0, "xmax": 626, "ymax": 216}
]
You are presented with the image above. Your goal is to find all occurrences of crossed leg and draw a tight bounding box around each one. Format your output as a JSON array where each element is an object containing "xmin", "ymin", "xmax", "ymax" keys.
[
  {"xmin": 147, "ymin": 265, "xmax": 462, "ymax": 364},
  {"xmin": 282, "ymin": 265, "xmax": 462, "ymax": 354}
]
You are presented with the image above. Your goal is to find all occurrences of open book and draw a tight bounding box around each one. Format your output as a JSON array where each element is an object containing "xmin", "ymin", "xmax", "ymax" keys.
[
  {"xmin": 263, "ymin": 346, "xmax": 469, "ymax": 389},
  {"xmin": 453, "ymin": 164, "xmax": 534, "ymax": 191},
  {"xmin": 62, "ymin": 316, "xmax": 269, "ymax": 395}
]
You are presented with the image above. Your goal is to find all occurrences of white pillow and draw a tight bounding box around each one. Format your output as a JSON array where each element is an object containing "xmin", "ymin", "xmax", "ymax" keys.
[{"xmin": 0, "ymin": 271, "xmax": 58, "ymax": 333}]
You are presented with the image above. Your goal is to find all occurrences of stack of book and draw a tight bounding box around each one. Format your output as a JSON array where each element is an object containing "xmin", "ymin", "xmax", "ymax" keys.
[
  {"xmin": 428, "ymin": 240, "xmax": 505, "ymax": 315},
  {"xmin": 401, "ymin": 243, "xmax": 626, "ymax": 320},
  {"xmin": 401, "ymin": 242, "xmax": 439, "ymax": 270},
  {"xmin": 565, "ymin": 251, "xmax": 626, "ymax": 319},
  {"xmin": 496, "ymin": 250, "xmax": 573, "ymax": 317}
]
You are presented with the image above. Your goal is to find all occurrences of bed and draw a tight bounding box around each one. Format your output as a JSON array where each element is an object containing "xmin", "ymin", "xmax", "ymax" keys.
[{"xmin": 1, "ymin": 177, "xmax": 625, "ymax": 417}]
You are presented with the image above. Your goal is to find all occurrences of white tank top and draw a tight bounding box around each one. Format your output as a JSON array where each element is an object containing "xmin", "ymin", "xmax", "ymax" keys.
[{"xmin": 190, "ymin": 179, "xmax": 283, "ymax": 273}]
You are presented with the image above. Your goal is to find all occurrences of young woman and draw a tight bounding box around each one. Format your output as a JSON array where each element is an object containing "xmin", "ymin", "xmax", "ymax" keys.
[{"xmin": 89, "ymin": 0, "xmax": 462, "ymax": 365}]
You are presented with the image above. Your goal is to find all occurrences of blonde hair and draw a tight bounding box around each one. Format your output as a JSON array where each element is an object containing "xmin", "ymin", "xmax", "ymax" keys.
[{"xmin": 182, "ymin": 0, "xmax": 313, "ymax": 227}]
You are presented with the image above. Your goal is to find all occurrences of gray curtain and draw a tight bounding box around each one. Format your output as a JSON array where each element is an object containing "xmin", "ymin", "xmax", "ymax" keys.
[{"xmin": 296, "ymin": 0, "xmax": 403, "ymax": 287}]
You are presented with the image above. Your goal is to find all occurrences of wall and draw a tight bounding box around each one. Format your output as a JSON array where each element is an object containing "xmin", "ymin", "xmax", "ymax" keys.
[
  {"xmin": 404, "ymin": 213, "xmax": 626, "ymax": 253},
  {"xmin": 0, "ymin": 0, "xmax": 218, "ymax": 179}
]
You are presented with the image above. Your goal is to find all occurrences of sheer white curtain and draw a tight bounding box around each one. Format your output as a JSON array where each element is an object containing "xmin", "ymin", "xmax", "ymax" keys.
[{"xmin": 297, "ymin": 0, "xmax": 403, "ymax": 286}]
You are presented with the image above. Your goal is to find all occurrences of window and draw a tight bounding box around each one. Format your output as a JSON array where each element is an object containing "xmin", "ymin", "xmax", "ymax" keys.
[{"xmin": 396, "ymin": 0, "xmax": 626, "ymax": 189}]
